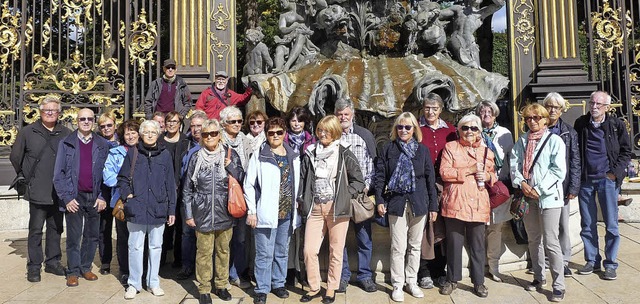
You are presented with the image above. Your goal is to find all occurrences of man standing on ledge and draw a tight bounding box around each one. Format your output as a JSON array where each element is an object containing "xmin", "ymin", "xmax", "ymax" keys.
[
  {"xmin": 195, "ymin": 71, "xmax": 252, "ymax": 120},
  {"xmin": 10, "ymin": 96, "xmax": 71, "ymax": 282},
  {"xmin": 144, "ymin": 59, "xmax": 192, "ymax": 119},
  {"xmin": 53, "ymin": 108, "xmax": 110, "ymax": 287},
  {"xmin": 574, "ymin": 91, "xmax": 631, "ymax": 281}
]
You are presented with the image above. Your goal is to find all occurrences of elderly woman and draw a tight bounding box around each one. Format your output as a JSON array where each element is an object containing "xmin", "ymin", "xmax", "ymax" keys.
[
  {"xmin": 182, "ymin": 119, "xmax": 244, "ymax": 303},
  {"xmin": 542, "ymin": 93, "xmax": 581, "ymax": 278},
  {"xmin": 376, "ymin": 112, "xmax": 438, "ymax": 302},
  {"xmin": 117, "ymin": 120, "xmax": 176, "ymax": 299},
  {"xmin": 98, "ymin": 112, "xmax": 118, "ymax": 146},
  {"xmin": 219, "ymin": 105, "xmax": 253, "ymax": 289},
  {"xmin": 299, "ymin": 115, "xmax": 365, "ymax": 304},
  {"xmin": 152, "ymin": 111, "xmax": 166, "ymax": 133},
  {"xmin": 245, "ymin": 110, "xmax": 268, "ymax": 153},
  {"xmin": 244, "ymin": 117, "xmax": 301, "ymax": 304},
  {"xmin": 510, "ymin": 104, "xmax": 567, "ymax": 302},
  {"xmin": 439, "ymin": 114, "xmax": 497, "ymax": 298},
  {"xmin": 102, "ymin": 120, "xmax": 140, "ymax": 284},
  {"xmin": 284, "ymin": 106, "xmax": 315, "ymax": 154},
  {"xmin": 475, "ymin": 100, "xmax": 514, "ymax": 282}
]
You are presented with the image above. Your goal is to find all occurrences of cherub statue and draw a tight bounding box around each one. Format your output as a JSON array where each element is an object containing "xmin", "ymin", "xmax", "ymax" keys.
[
  {"xmin": 243, "ymin": 27, "xmax": 273, "ymax": 76},
  {"xmin": 273, "ymin": 0, "xmax": 320, "ymax": 73}
]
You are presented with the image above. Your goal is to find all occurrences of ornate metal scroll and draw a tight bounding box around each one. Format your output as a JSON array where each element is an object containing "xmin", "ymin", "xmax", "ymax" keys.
[
  {"xmin": 513, "ymin": 0, "xmax": 535, "ymax": 55},
  {"xmin": 0, "ymin": 1, "xmax": 33, "ymax": 71},
  {"xmin": 211, "ymin": 2, "xmax": 231, "ymax": 30},
  {"xmin": 57, "ymin": 0, "xmax": 104, "ymax": 29},
  {"xmin": 591, "ymin": 1, "xmax": 631, "ymax": 64},
  {"xmin": 208, "ymin": 1, "xmax": 233, "ymax": 64},
  {"xmin": 119, "ymin": 8, "xmax": 158, "ymax": 75}
]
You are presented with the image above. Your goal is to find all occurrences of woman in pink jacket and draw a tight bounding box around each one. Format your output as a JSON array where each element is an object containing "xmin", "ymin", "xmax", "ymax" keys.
[{"xmin": 438, "ymin": 114, "xmax": 497, "ymax": 298}]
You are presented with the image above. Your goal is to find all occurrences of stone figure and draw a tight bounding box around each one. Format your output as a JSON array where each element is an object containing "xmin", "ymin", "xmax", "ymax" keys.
[
  {"xmin": 273, "ymin": 0, "xmax": 319, "ymax": 73},
  {"xmin": 440, "ymin": 0, "xmax": 504, "ymax": 69},
  {"xmin": 242, "ymin": 27, "xmax": 273, "ymax": 77},
  {"xmin": 413, "ymin": 0, "xmax": 446, "ymax": 55}
]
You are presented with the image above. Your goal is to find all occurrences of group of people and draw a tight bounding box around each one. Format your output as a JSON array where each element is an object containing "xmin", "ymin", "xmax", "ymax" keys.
[{"xmin": 10, "ymin": 58, "xmax": 630, "ymax": 304}]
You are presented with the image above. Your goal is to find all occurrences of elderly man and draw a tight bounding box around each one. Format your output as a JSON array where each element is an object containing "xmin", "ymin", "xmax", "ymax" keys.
[
  {"xmin": 195, "ymin": 71, "xmax": 253, "ymax": 120},
  {"xmin": 53, "ymin": 108, "xmax": 110, "ymax": 287},
  {"xmin": 542, "ymin": 93, "xmax": 581, "ymax": 277},
  {"xmin": 574, "ymin": 91, "xmax": 631, "ymax": 281},
  {"xmin": 10, "ymin": 96, "xmax": 72, "ymax": 282},
  {"xmin": 144, "ymin": 59, "xmax": 192, "ymax": 119},
  {"xmin": 334, "ymin": 98, "xmax": 378, "ymax": 293}
]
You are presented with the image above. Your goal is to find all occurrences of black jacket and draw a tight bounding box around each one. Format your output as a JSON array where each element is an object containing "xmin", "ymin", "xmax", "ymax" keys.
[
  {"xmin": 574, "ymin": 113, "xmax": 632, "ymax": 188},
  {"xmin": 10, "ymin": 121, "xmax": 71, "ymax": 204},
  {"xmin": 554, "ymin": 118, "xmax": 581, "ymax": 198},
  {"xmin": 374, "ymin": 140, "xmax": 438, "ymax": 217}
]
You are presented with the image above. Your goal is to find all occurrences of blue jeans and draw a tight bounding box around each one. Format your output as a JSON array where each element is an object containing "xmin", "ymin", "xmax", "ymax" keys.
[
  {"xmin": 229, "ymin": 217, "xmax": 249, "ymax": 281},
  {"xmin": 341, "ymin": 219, "xmax": 373, "ymax": 282},
  {"xmin": 127, "ymin": 222, "xmax": 165, "ymax": 290},
  {"xmin": 578, "ymin": 177, "xmax": 620, "ymax": 270},
  {"xmin": 181, "ymin": 216, "xmax": 196, "ymax": 270},
  {"xmin": 65, "ymin": 192, "xmax": 100, "ymax": 277},
  {"xmin": 254, "ymin": 217, "xmax": 292, "ymax": 294}
]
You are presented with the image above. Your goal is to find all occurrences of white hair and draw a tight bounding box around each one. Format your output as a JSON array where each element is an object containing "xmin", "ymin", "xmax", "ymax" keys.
[
  {"xmin": 140, "ymin": 120, "xmax": 161, "ymax": 134},
  {"xmin": 220, "ymin": 106, "xmax": 242, "ymax": 124},
  {"xmin": 457, "ymin": 114, "xmax": 482, "ymax": 129}
]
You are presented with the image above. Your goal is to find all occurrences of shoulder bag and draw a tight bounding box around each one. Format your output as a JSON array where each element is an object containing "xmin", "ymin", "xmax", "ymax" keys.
[
  {"xmin": 483, "ymin": 148, "xmax": 511, "ymax": 209},
  {"xmin": 112, "ymin": 148, "xmax": 138, "ymax": 222},
  {"xmin": 226, "ymin": 147, "xmax": 247, "ymax": 218},
  {"xmin": 510, "ymin": 135, "xmax": 551, "ymax": 219},
  {"xmin": 10, "ymin": 132, "xmax": 56, "ymax": 197}
]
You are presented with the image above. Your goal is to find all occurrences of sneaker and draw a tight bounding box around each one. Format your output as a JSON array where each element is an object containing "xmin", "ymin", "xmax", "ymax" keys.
[
  {"xmin": 27, "ymin": 269, "xmax": 41, "ymax": 282},
  {"xmin": 199, "ymin": 293, "xmax": 213, "ymax": 304},
  {"xmin": 603, "ymin": 268, "xmax": 617, "ymax": 280},
  {"xmin": 418, "ymin": 276, "xmax": 434, "ymax": 289},
  {"xmin": 214, "ymin": 288, "xmax": 232, "ymax": 301},
  {"xmin": 44, "ymin": 263, "xmax": 66, "ymax": 276},
  {"xmin": 439, "ymin": 281, "xmax": 457, "ymax": 295},
  {"xmin": 405, "ymin": 284, "xmax": 424, "ymax": 298},
  {"xmin": 577, "ymin": 263, "xmax": 601, "ymax": 275},
  {"xmin": 176, "ymin": 267, "xmax": 194, "ymax": 280},
  {"xmin": 230, "ymin": 278, "xmax": 252, "ymax": 289},
  {"xmin": 254, "ymin": 293, "xmax": 267, "ymax": 304},
  {"xmin": 336, "ymin": 279, "xmax": 348, "ymax": 293},
  {"xmin": 124, "ymin": 286, "xmax": 138, "ymax": 299},
  {"xmin": 474, "ymin": 284, "xmax": 488, "ymax": 298},
  {"xmin": 550, "ymin": 289, "xmax": 565, "ymax": 302},
  {"xmin": 391, "ymin": 285, "xmax": 404, "ymax": 302},
  {"xmin": 359, "ymin": 278, "xmax": 377, "ymax": 292},
  {"xmin": 271, "ymin": 287, "xmax": 289, "ymax": 299},
  {"xmin": 525, "ymin": 268, "xmax": 534, "ymax": 275},
  {"xmin": 525, "ymin": 279, "xmax": 547, "ymax": 291},
  {"xmin": 564, "ymin": 266, "xmax": 572, "ymax": 277},
  {"xmin": 149, "ymin": 287, "xmax": 165, "ymax": 296}
]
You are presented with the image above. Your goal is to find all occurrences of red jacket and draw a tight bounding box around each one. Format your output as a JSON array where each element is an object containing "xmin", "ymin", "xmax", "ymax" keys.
[{"xmin": 195, "ymin": 86, "xmax": 252, "ymax": 119}]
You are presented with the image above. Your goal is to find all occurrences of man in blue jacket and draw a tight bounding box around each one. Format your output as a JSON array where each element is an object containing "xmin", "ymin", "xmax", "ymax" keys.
[
  {"xmin": 574, "ymin": 91, "xmax": 632, "ymax": 281},
  {"xmin": 53, "ymin": 108, "xmax": 110, "ymax": 287}
]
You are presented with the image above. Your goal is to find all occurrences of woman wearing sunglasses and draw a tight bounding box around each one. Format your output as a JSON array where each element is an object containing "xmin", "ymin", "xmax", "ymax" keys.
[
  {"xmin": 245, "ymin": 110, "xmax": 268, "ymax": 154},
  {"xmin": 244, "ymin": 117, "xmax": 301, "ymax": 304},
  {"xmin": 510, "ymin": 103, "xmax": 567, "ymax": 302},
  {"xmin": 375, "ymin": 112, "xmax": 438, "ymax": 302},
  {"xmin": 439, "ymin": 114, "xmax": 497, "ymax": 298},
  {"xmin": 182, "ymin": 119, "xmax": 245, "ymax": 303}
]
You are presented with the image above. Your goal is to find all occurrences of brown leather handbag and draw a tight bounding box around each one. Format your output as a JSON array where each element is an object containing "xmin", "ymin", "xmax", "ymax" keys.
[
  {"xmin": 112, "ymin": 148, "xmax": 138, "ymax": 222},
  {"xmin": 226, "ymin": 147, "xmax": 247, "ymax": 218}
]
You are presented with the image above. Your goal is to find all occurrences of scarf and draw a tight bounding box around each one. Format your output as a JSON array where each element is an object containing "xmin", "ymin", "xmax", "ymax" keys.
[
  {"xmin": 388, "ymin": 139, "xmax": 418, "ymax": 194},
  {"xmin": 523, "ymin": 127, "xmax": 547, "ymax": 179},
  {"xmin": 287, "ymin": 131, "xmax": 306, "ymax": 153},
  {"xmin": 313, "ymin": 141, "xmax": 339, "ymax": 203},
  {"xmin": 162, "ymin": 75, "xmax": 176, "ymax": 83},
  {"xmin": 247, "ymin": 132, "xmax": 266, "ymax": 153},
  {"xmin": 482, "ymin": 122, "xmax": 503, "ymax": 169},
  {"xmin": 222, "ymin": 131, "xmax": 248, "ymax": 168},
  {"xmin": 191, "ymin": 144, "xmax": 224, "ymax": 187}
]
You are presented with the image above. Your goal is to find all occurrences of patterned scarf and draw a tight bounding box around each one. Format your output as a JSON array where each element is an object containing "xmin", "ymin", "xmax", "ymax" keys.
[
  {"xmin": 287, "ymin": 131, "xmax": 305, "ymax": 153},
  {"xmin": 482, "ymin": 122, "xmax": 503, "ymax": 169},
  {"xmin": 523, "ymin": 127, "xmax": 547, "ymax": 179},
  {"xmin": 313, "ymin": 141, "xmax": 338, "ymax": 203},
  {"xmin": 247, "ymin": 131, "xmax": 266, "ymax": 153},
  {"xmin": 388, "ymin": 139, "xmax": 418, "ymax": 194},
  {"xmin": 191, "ymin": 144, "xmax": 224, "ymax": 188},
  {"xmin": 222, "ymin": 131, "xmax": 248, "ymax": 168}
]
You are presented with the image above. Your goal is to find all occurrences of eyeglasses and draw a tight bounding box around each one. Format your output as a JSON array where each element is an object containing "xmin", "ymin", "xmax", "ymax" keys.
[
  {"xmin": 141, "ymin": 131, "xmax": 159, "ymax": 136},
  {"xmin": 396, "ymin": 125, "xmax": 413, "ymax": 131},
  {"xmin": 267, "ymin": 130, "xmax": 285, "ymax": 137},
  {"xmin": 42, "ymin": 109, "xmax": 59, "ymax": 114},
  {"xmin": 78, "ymin": 117, "xmax": 94, "ymax": 122},
  {"xmin": 524, "ymin": 116, "xmax": 542, "ymax": 122},
  {"xmin": 191, "ymin": 124, "xmax": 202, "ymax": 130},
  {"xmin": 589, "ymin": 101, "xmax": 610, "ymax": 108},
  {"xmin": 165, "ymin": 65, "xmax": 176, "ymax": 70},
  {"xmin": 202, "ymin": 130, "xmax": 220, "ymax": 138},
  {"xmin": 226, "ymin": 119, "xmax": 243, "ymax": 125},
  {"xmin": 215, "ymin": 79, "xmax": 227, "ymax": 83},
  {"xmin": 99, "ymin": 123, "xmax": 114, "ymax": 129},
  {"xmin": 166, "ymin": 120, "xmax": 180, "ymax": 125},
  {"xmin": 249, "ymin": 120, "xmax": 264, "ymax": 126},
  {"xmin": 545, "ymin": 105, "xmax": 563, "ymax": 111},
  {"xmin": 317, "ymin": 129, "xmax": 329, "ymax": 135},
  {"xmin": 423, "ymin": 106, "xmax": 440, "ymax": 112},
  {"xmin": 460, "ymin": 125, "xmax": 480, "ymax": 132}
]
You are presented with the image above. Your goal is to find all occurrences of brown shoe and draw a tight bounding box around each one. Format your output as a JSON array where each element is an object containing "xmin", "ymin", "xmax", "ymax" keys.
[
  {"xmin": 66, "ymin": 275, "xmax": 79, "ymax": 287},
  {"xmin": 82, "ymin": 271, "xmax": 98, "ymax": 281}
]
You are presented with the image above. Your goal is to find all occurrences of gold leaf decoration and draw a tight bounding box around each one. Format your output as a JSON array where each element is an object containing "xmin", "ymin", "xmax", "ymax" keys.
[
  {"xmin": 0, "ymin": 1, "xmax": 33, "ymax": 71},
  {"xmin": 513, "ymin": 0, "xmax": 535, "ymax": 55},
  {"xmin": 22, "ymin": 103, "xmax": 40, "ymax": 124},
  {"xmin": 59, "ymin": 0, "xmax": 103, "ymax": 30},
  {"xmin": 211, "ymin": 3, "xmax": 231, "ymax": 31},
  {"xmin": 119, "ymin": 9, "xmax": 157, "ymax": 74},
  {"xmin": 208, "ymin": 32, "xmax": 231, "ymax": 62},
  {"xmin": 0, "ymin": 111, "xmax": 17, "ymax": 145},
  {"xmin": 42, "ymin": 18, "xmax": 51, "ymax": 46},
  {"xmin": 591, "ymin": 1, "xmax": 632, "ymax": 64}
]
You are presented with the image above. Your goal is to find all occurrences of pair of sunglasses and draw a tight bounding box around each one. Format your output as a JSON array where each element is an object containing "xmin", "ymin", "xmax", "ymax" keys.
[
  {"xmin": 202, "ymin": 130, "xmax": 220, "ymax": 138},
  {"xmin": 396, "ymin": 125, "xmax": 413, "ymax": 131},
  {"xmin": 78, "ymin": 117, "xmax": 94, "ymax": 122},
  {"xmin": 249, "ymin": 120, "xmax": 264, "ymax": 126},
  {"xmin": 227, "ymin": 119, "xmax": 243, "ymax": 125},
  {"xmin": 267, "ymin": 130, "xmax": 285, "ymax": 136},
  {"xmin": 99, "ymin": 123, "xmax": 114, "ymax": 129},
  {"xmin": 460, "ymin": 125, "xmax": 480, "ymax": 132}
]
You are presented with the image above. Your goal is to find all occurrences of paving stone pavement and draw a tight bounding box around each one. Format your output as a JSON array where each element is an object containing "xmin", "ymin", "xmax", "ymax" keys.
[{"xmin": 1, "ymin": 223, "xmax": 639, "ymax": 303}]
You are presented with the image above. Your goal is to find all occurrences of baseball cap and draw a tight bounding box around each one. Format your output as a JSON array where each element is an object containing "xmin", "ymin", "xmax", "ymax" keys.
[
  {"xmin": 163, "ymin": 59, "xmax": 177, "ymax": 67},
  {"xmin": 215, "ymin": 70, "xmax": 229, "ymax": 78}
]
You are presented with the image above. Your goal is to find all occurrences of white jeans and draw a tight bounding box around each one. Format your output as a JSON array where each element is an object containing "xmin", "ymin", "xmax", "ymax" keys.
[
  {"xmin": 127, "ymin": 222, "xmax": 165, "ymax": 290},
  {"xmin": 389, "ymin": 202, "xmax": 426, "ymax": 286}
]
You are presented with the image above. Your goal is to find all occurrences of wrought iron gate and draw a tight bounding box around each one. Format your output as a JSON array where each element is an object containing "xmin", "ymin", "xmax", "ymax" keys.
[{"xmin": 0, "ymin": 0, "xmax": 165, "ymax": 146}]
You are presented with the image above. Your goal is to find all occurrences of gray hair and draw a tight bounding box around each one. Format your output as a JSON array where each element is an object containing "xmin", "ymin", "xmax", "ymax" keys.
[
  {"xmin": 457, "ymin": 114, "xmax": 482, "ymax": 129},
  {"xmin": 422, "ymin": 92, "xmax": 444, "ymax": 108},
  {"xmin": 542, "ymin": 92, "xmax": 567, "ymax": 111},
  {"xmin": 475, "ymin": 100, "xmax": 500, "ymax": 117},
  {"xmin": 220, "ymin": 106, "xmax": 242, "ymax": 124},
  {"xmin": 590, "ymin": 90, "xmax": 612, "ymax": 104},
  {"xmin": 202, "ymin": 119, "xmax": 221, "ymax": 131},
  {"xmin": 39, "ymin": 96, "xmax": 62, "ymax": 112},
  {"xmin": 190, "ymin": 110, "xmax": 208, "ymax": 122},
  {"xmin": 334, "ymin": 98, "xmax": 354, "ymax": 113},
  {"xmin": 140, "ymin": 119, "xmax": 161, "ymax": 134}
]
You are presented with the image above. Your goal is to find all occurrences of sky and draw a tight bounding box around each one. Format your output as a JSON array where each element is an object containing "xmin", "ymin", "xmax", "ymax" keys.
[{"xmin": 492, "ymin": 6, "xmax": 507, "ymax": 33}]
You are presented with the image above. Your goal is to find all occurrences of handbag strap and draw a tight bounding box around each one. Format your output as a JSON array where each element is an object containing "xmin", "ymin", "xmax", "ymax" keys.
[
  {"xmin": 128, "ymin": 148, "xmax": 139, "ymax": 190},
  {"xmin": 528, "ymin": 134, "xmax": 551, "ymax": 175},
  {"xmin": 24, "ymin": 131, "xmax": 57, "ymax": 181}
]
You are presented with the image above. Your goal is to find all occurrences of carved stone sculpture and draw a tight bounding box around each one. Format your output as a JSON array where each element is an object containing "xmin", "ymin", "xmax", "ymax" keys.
[
  {"xmin": 242, "ymin": 27, "xmax": 273, "ymax": 77},
  {"xmin": 273, "ymin": 0, "xmax": 320, "ymax": 73}
]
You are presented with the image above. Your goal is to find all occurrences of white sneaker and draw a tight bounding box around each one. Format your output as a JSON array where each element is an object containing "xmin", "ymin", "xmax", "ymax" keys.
[
  {"xmin": 406, "ymin": 284, "xmax": 424, "ymax": 298},
  {"xmin": 149, "ymin": 287, "xmax": 165, "ymax": 296},
  {"xmin": 391, "ymin": 285, "xmax": 404, "ymax": 302},
  {"xmin": 230, "ymin": 278, "xmax": 252, "ymax": 289},
  {"xmin": 124, "ymin": 286, "xmax": 138, "ymax": 299}
]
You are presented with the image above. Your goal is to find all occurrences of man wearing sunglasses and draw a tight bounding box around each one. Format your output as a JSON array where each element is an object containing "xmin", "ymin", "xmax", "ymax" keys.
[
  {"xmin": 573, "ymin": 91, "xmax": 632, "ymax": 281},
  {"xmin": 10, "ymin": 96, "xmax": 71, "ymax": 282},
  {"xmin": 144, "ymin": 58, "xmax": 192, "ymax": 120},
  {"xmin": 53, "ymin": 108, "xmax": 110, "ymax": 287},
  {"xmin": 195, "ymin": 70, "xmax": 253, "ymax": 120}
]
